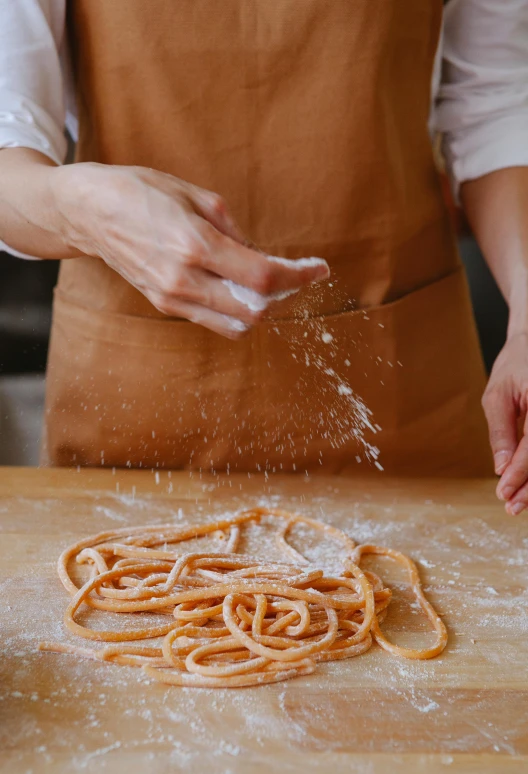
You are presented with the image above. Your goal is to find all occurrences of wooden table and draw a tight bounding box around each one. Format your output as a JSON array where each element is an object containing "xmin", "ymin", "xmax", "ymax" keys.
[{"xmin": 1, "ymin": 467, "xmax": 527, "ymax": 773}]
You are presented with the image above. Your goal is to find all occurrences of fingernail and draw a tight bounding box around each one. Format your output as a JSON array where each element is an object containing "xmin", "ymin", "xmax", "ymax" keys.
[
  {"xmin": 497, "ymin": 485, "xmax": 515, "ymax": 501},
  {"xmin": 507, "ymin": 502, "xmax": 525, "ymax": 516},
  {"xmin": 494, "ymin": 451, "xmax": 511, "ymax": 475}
]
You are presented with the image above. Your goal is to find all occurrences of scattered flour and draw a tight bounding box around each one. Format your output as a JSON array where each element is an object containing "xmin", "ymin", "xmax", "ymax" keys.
[
  {"xmin": 2, "ymin": 493, "xmax": 528, "ymax": 769},
  {"xmin": 413, "ymin": 699, "xmax": 440, "ymax": 714}
]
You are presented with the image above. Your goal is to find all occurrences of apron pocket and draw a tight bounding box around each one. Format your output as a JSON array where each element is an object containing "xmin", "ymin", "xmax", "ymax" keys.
[{"xmin": 44, "ymin": 267, "xmax": 492, "ymax": 476}]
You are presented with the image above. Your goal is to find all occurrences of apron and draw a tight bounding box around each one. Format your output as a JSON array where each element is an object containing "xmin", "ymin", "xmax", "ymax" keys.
[{"xmin": 44, "ymin": 0, "xmax": 493, "ymax": 476}]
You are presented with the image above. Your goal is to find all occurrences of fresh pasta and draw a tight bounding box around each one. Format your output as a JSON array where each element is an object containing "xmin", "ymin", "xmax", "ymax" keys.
[{"xmin": 39, "ymin": 508, "xmax": 447, "ymax": 687}]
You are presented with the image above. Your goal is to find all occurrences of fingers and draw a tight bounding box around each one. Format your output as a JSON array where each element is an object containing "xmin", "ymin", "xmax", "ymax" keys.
[
  {"xmin": 136, "ymin": 174, "xmax": 329, "ymax": 295},
  {"xmin": 99, "ymin": 169, "xmax": 329, "ymax": 328},
  {"xmin": 192, "ymin": 218, "xmax": 330, "ymax": 293},
  {"xmin": 148, "ymin": 172, "xmax": 248, "ymax": 246},
  {"xmin": 188, "ymin": 186, "xmax": 248, "ymax": 245},
  {"xmin": 146, "ymin": 293, "xmax": 250, "ymax": 340},
  {"xmin": 482, "ymin": 387, "xmax": 518, "ymax": 477},
  {"xmin": 149, "ymin": 266, "xmax": 269, "ymax": 325},
  {"xmin": 495, "ymin": 430, "xmax": 528, "ymax": 505},
  {"xmin": 504, "ymin": 477, "xmax": 528, "ymax": 516},
  {"xmin": 482, "ymin": 386, "xmax": 528, "ymax": 510}
]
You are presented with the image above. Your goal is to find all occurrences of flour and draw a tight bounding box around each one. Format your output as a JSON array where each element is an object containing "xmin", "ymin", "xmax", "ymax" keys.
[
  {"xmin": 3, "ymin": 489, "xmax": 528, "ymax": 770},
  {"xmin": 337, "ymin": 384, "xmax": 352, "ymax": 396},
  {"xmin": 267, "ymin": 255, "xmax": 329, "ymax": 270},
  {"xmin": 222, "ymin": 280, "xmax": 298, "ymax": 313},
  {"xmin": 223, "ymin": 255, "xmax": 330, "ymax": 313},
  {"xmin": 79, "ymin": 741, "xmax": 122, "ymax": 765},
  {"xmin": 412, "ymin": 698, "xmax": 440, "ymax": 714},
  {"xmin": 221, "ymin": 314, "xmax": 249, "ymax": 332},
  {"xmin": 94, "ymin": 505, "xmax": 128, "ymax": 523},
  {"xmin": 258, "ymin": 290, "xmax": 384, "ymax": 468}
]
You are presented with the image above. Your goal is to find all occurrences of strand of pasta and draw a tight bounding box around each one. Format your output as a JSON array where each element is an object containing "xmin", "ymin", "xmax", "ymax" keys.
[{"xmin": 39, "ymin": 508, "xmax": 447, "ymax": 687}]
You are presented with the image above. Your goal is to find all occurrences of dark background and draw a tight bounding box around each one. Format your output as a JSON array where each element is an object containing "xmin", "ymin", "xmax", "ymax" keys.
[{"xmin": 0, "ymin": 254, "xmax": 58, "ymax": 374}]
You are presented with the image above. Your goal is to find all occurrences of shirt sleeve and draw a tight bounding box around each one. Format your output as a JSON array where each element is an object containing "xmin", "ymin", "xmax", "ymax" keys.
[
  {"xmin": 0, "ymin": 0, "xmax": 67, "ymax": 164},
  {"xmin": 434, "ymin": 0, "xmax": 528, "ymax": 198},
  {"xmin": 0, "ymin": 0, "xmax": 68, "ymax": 258}
]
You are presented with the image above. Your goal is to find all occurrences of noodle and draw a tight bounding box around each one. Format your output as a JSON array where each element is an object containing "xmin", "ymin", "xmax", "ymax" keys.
[{"xmin": 39, "ymin": 507, "xmax": 447, "ymax": 687}]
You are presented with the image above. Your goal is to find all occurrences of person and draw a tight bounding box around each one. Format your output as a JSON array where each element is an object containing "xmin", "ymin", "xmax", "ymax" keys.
[{"xmin": 0, "ymin": 1, "xmax": 527, "ymax": 512}]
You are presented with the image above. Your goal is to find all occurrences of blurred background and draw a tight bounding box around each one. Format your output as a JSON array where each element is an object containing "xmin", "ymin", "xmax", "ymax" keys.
[
  {"xmin": 0, "ymin": 254, "xmax": 57, "ymax": 465},
  {"xmin": 0, "ymin": 184, "xmax": 509, "ymax": 467}
]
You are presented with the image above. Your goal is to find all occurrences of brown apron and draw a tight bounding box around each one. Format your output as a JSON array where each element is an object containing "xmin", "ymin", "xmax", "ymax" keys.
[{"xmin": 44, "ymin": 0, "xmax": 493, "ymax": 476}]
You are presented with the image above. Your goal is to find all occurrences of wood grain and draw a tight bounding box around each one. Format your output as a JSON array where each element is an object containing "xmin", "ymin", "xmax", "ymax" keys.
[{"xmin": 0, "ymin": 467, "xmax": 527, "ymax": 773}]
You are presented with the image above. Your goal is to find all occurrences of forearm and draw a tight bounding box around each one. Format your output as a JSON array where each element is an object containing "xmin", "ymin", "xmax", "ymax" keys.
[
  {"xmin": 0, "ymin": 148, "xmax": 82, "ymax": 259},
  {"xmin": 461, "ymin": 167, "xmax": 528, "ymax": 338}
]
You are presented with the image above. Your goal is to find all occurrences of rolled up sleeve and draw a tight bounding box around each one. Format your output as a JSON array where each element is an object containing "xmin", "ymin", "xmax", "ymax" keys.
[
  {"xmin": 434, "ymin": 0, "xmax": 528, "ymax": 198},
  {"xmin": 0, "ymin": 0, "xmax": 67, "ymax": 164}
]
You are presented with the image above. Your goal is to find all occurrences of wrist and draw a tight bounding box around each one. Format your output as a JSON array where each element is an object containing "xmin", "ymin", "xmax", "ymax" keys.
[
  {"xmin": 506, "ymin": 273, "xmax": 528, "ymax": 339},
  {"xmin": 50, "ymin": 162, "xmax": 104, "ymax": 258},
  {"xmin": 0, "ymin": 149, "xmax": 81, "ymax": 259}
]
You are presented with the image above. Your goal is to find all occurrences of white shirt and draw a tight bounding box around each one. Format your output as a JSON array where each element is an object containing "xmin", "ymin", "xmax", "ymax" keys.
[{"xmin": 1, "ymin": 0, "xmax": 528, "ymax": 258}]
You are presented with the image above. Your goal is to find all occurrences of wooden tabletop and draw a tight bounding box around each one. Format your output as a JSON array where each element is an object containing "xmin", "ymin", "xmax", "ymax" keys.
[{"xmin": 1, "ymin": 467, "xmax": 527, "ymax": 774}]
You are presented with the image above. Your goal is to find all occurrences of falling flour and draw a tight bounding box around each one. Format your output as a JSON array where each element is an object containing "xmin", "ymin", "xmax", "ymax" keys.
[
  {"xmin": 337, "ymin": 384, "xmax": 352, "ymax": 396},
  {"xmin": 221, "ymin": 253, "xmax": 383, "ymax": 471},
  {"xmin": 270, "ymin": 310, "xmax": 384, "ymax": 468}
]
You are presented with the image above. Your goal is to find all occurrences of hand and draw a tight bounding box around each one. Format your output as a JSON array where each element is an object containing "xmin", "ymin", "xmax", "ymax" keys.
[
  {"xmin": 51, "ymin": 163, "xmax": 329, "ymax": 338},
  {"xmin": 482, "ymin": 331, "xmax": 528, "ymax": 514}
]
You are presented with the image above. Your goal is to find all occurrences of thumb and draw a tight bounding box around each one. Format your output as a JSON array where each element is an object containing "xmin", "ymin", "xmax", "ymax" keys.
[{"xmin": 482, "ymin": 387, "xmax": 518, "ymax": 475}]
